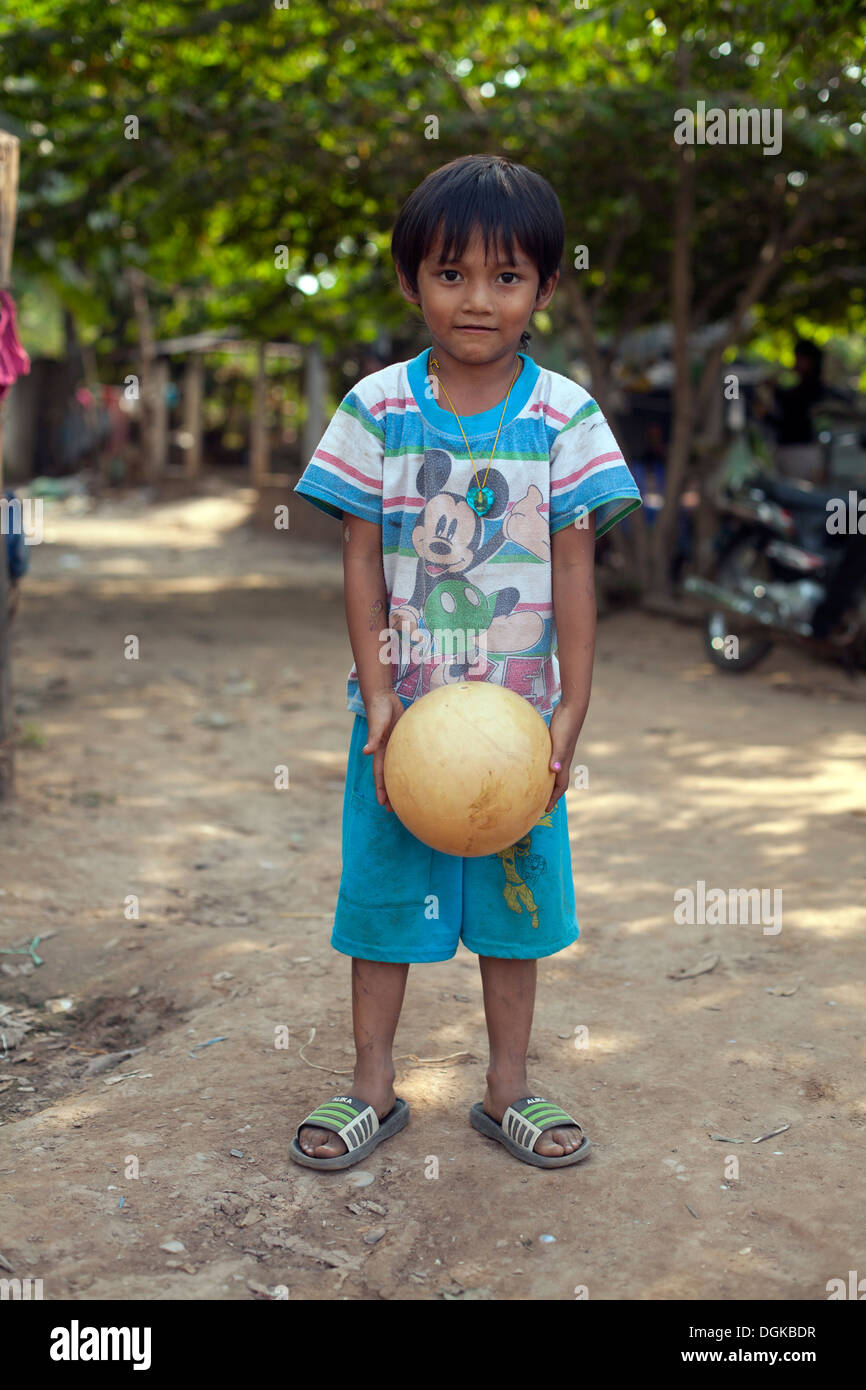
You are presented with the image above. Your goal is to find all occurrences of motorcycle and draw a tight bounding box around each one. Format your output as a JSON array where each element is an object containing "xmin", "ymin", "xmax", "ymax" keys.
[{"xmin": 684, "ymin": 471, "xmax": 866, "ymax": 673}]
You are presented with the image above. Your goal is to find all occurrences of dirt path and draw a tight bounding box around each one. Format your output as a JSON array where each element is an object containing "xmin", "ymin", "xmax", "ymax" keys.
[{"xmin": 1, "ymin": 484, "xmax": 864, "ymax": 1301}]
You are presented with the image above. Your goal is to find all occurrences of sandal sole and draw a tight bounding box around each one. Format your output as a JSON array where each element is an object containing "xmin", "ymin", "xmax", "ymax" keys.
[{"xmin": 469, "ymin": 1101, "xmax": 591, "ymax": 1168}]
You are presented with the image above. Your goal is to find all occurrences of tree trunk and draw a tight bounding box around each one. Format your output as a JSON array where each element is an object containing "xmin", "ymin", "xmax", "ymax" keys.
[
  {"xmin": 0, "ymin": 129, "xmax": 19, "ymax": 802},
  {"xmin": 652, "ymin": 41, "xmax": 695, "ymax": 596},
  {"xmin": 124, "ymin": 267, "xmax": 159, "ymax": 484},
  {"xmin": 564, "ymin": 278, "xmax": 617, "ymax": 421},
  {"xmin": 564, "ymin": 276, "xmax": 651, "ymax": 591},
  {"xmin": 0, "ymin": 416, "xmax": 14, "ymax": 802},
  {"xmin": 692, "ymin": 200, "xmax": 814, "ymax": 427}
]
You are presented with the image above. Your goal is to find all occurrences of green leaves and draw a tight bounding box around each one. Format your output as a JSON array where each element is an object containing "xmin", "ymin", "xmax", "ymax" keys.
[{"xmin": 0, "ymin": 0, "xmax": 863, "ymax": 363}]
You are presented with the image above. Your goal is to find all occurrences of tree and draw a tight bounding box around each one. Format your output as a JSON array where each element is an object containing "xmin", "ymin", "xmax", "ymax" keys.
[{"xmin": 1, "ymin": 0, "xmax": 864, "ymax": 591}]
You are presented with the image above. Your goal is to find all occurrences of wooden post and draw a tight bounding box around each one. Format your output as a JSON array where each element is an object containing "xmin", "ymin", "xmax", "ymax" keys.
[
  {"xmin": 183, "ymin": 353, "xmax": 203, "ymax": 479},
  {"xmin": 0, "ymin": 129, "xmax": 20, "ymax": 802},
  {"xmin": 302, "ymin": 342, "xmax": 326, "ymax": 464},
  {"xmin": 249, "ymin": 341, "xmax": 269, "ymax": 486},
  {"xmin": 152, "ymin": 356, "xmax": 169, "ymax": 480}
]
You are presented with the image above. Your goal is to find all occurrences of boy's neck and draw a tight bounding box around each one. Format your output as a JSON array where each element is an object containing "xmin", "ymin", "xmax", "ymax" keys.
[{"xmin": 427, "ymin": 342, "xmax": 523, "ymax": 417}]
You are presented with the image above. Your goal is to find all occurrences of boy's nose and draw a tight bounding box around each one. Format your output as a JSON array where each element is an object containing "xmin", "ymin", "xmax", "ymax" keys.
[{"xmin": 460, "ymin": 284, "xmax": 494, "ymax": 316}]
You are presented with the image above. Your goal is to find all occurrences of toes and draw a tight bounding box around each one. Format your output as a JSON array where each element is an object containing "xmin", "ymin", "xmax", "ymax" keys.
[
  {"xmin": 558, "ymin": 1126, "xmax": 582, "ymax": 1153},
  {"xmin": 534, "ymin": 1133, "xmax": 565, "ymax": 1157},
  {"xmin": 299, "ymin": 1126, "xmax": 345, "ymax": 1157},
  {"xmin": 534, "ymin": 1127, "xmax": 582, "ymax": 1157},
  {"xmin": 298, "ymin": 1126, "xmax": 323, "ymax": 1155}
]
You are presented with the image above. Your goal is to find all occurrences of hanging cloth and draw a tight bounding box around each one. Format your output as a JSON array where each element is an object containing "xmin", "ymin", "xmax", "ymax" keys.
[{"xmin": 0, "ymin": 288, "xmax": 31, "ymax": 403}]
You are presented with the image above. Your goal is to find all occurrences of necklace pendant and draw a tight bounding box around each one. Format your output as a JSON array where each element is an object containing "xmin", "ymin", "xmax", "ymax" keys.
[{"xmin": 467, "ymin": 485, "xmax": 494, "ymax": 516}]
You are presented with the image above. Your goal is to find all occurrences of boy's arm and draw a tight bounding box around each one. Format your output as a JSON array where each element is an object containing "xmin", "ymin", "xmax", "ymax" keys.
[
  {"xmin": 546, "ymin": 514, "xmax": 597, "ymax": 809},
  {"xmin": 342, "ymin": 514, "xmax": 393, "ymax": 705},
  {"xmin": 342, "ymin": 514, "xmax": 405, "ymax": 809}
]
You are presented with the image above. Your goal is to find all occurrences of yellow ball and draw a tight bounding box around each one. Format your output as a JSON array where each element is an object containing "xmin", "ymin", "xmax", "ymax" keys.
[{"xmin": 383, "ymin": 682, "xmax": 555, "ymax": 857}]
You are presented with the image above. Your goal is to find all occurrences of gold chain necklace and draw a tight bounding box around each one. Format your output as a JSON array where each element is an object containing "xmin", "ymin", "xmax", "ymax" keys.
[{"xmin": 428, "ymin": 351, "xmax": 520, "ymax": 516}]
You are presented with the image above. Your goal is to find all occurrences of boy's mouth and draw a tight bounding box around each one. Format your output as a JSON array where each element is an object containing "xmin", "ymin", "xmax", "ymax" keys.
[{"xmin": 455, "ymin": 325, "xmax": 496, "ymax": 333}]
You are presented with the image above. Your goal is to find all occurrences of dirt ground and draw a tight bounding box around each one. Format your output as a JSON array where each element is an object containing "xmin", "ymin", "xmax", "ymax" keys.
[{"xmin": 1, "ymin": 482, "xmax": 864, "ymax": 1302}]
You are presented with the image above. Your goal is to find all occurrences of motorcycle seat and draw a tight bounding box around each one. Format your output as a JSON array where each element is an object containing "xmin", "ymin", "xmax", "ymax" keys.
[{"xmin": 758, "ymin": 475, "xmax": 844, "ymax": 511}]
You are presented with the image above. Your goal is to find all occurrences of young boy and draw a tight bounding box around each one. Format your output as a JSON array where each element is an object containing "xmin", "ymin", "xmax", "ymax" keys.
[{"xmin": 290, "ymin": 155, "xmax": 641, "ymax": 1170}]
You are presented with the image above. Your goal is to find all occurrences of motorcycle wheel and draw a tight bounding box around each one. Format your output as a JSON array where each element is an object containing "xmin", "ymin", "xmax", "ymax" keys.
[{"xmin": 704, "ymin": 537, "xmax": 775, "ymax": 674}]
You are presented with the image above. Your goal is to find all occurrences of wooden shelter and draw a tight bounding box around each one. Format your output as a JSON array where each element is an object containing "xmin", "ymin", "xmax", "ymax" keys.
[{"xmin": 129, "ymin": 329, "xmax": 326, "ymax": 490}]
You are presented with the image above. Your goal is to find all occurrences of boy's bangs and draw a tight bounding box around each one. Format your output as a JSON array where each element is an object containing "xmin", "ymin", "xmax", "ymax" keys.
[{"xmin": 432, "ymin": 207, "xmax": 521, "ymax": 268}]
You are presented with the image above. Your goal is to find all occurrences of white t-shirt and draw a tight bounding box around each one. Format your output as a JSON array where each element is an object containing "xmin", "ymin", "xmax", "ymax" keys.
[{"xmin": 294, "ymin": 347, "xmax": 641, "ymax": 717}]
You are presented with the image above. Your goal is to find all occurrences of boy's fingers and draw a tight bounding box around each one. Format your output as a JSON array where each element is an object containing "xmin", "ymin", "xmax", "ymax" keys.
[
  {"xmin": 363, "ymin": 725, "xmax": 386, "ymax": 756},
  {"xmin": 372, "ymin": 744, "xmax": 393, "ymax": 812},
  {"xmin": 544, "ymin": 758, "xmax": 569, "ymax": 812}
]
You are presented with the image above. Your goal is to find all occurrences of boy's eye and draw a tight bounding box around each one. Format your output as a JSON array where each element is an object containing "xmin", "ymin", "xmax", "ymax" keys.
[{"xmin": 436, "ymin": 269, "xmax": 522, "ymax": 284}]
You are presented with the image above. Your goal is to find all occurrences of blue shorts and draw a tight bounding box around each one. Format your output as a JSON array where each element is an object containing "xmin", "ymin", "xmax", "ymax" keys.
[{"xmin": 331, "ymin": 712, "xmax": 580, "ymax": 963}]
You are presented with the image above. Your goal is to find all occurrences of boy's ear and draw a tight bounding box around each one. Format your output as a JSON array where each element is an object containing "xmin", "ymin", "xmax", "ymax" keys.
[
  {"xmin": 396, "ymin": 263, "xmax": 421, "ymax": 305},
  {"xmin": 535, "ymin": 269, "xmax": 559, "ymax": 311}
]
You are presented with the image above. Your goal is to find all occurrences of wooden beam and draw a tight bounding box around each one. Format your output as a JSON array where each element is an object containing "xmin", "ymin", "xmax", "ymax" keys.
[{"xmin": 153, "ymin": 334, "xmax": 299, "ymax": 357}]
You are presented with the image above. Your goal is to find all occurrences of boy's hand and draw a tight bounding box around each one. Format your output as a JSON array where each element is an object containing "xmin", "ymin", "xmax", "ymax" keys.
[
  {"xmin": 545, "ymin": 700, "xmax": 585, "ymax": 812},
  {"xmin": 362, "ymin": 691, "xmax": 407, "ymax": 811}
]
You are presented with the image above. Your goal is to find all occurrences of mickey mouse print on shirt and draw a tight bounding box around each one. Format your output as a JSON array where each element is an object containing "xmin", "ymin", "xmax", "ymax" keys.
[{"xmin": 387, "ymin": 448, "xmax": 552, "ymax": 701}]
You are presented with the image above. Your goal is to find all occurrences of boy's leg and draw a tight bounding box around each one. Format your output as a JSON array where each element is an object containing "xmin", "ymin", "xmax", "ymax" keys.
[
  {"xmin": 478, "ymin": 956, "xmax": 583, "ymax": 1157},
  {"xmin": 298, "ymin": 957, "xmax": 409, "ymax": 1159}
]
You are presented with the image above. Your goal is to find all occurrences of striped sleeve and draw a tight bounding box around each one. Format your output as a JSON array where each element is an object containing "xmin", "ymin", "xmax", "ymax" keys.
[
  {"xmin": 293, "ymin": 388, "xmax": 385, "ymax": 525},
  {"xmin": 548, "ymin": 397, "xmax": 642, "ymax": 538}
]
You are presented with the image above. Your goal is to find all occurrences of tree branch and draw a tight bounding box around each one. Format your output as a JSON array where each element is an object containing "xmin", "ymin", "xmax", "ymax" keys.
[
  {"xmin": 694, "ymin": 194, "xmax": 816, "ymax": 419},
  {"xmin": 350, "ymin": 0, "xmax": 486, "ymax": 116}
]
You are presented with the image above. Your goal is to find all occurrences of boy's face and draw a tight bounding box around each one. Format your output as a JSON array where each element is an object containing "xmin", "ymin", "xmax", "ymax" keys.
[{"xmin": 397, "ymin": 225, "xmax": 558, "ymax": 364}]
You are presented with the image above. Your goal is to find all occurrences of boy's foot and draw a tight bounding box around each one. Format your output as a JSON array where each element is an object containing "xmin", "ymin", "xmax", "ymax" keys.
[
  {"xmin": 482, "ymin": 1082, "xmax": 584, "ymax": 1158},
  {"xmin": 297, "ymin": 1080, "xmax": 397, "ymax": 1159}
]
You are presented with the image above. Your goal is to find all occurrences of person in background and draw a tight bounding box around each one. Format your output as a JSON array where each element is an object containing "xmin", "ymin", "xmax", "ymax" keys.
[
  {"xmin": 755, "ymin": 340, "xmax": 864, "ymax": 640},
  {"xmin": 770, "ymin": 340, "xmax": 827, "ymax": 446},
  {"xmin": 626, "ymin": 419, "xmax": 695, "ymax": 584},
  {"xmin": 757, "ymin": 339, "xmax": 852, "ymax": 481}
]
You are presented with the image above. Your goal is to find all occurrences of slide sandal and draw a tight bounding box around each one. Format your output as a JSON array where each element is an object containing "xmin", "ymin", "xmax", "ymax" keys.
[
  {"xmin": 289, "ymin": 1094, "xmax": 410, "ymax": 1170},
  {"xmin": 469, "ymin": 1096, "xmax": 591, "ymax": 1169}
]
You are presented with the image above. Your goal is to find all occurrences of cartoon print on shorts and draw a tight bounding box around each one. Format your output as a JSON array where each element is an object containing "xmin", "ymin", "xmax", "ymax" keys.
[
  {"xmin": 494, "ymin": 806, "xmax": 555, "ymax": 929},
  {"xmin": 391, "ymin": 448, "xmax": 549, "ymax": 699}
]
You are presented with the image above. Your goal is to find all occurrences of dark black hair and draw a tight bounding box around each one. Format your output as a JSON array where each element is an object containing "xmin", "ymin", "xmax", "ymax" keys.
[{"xmin": 391, "ymin": 155, "xmax": 565, "ymax": 346}]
